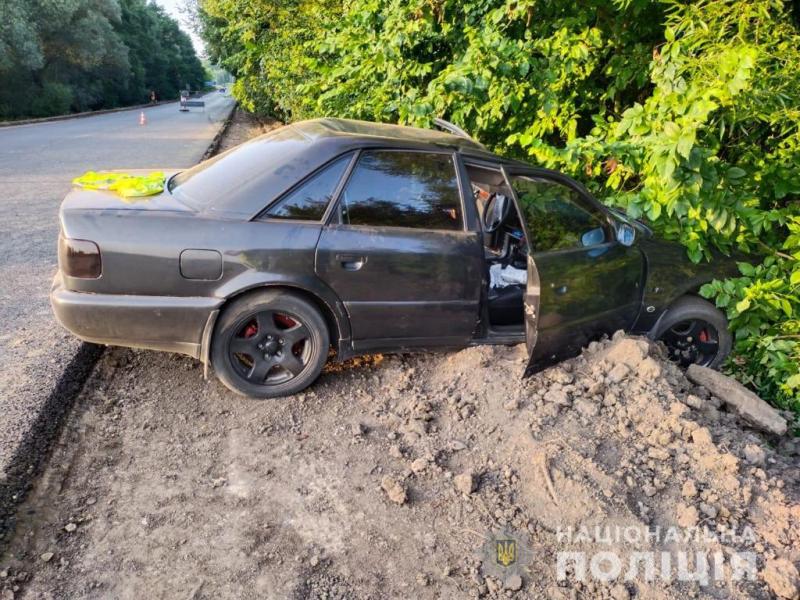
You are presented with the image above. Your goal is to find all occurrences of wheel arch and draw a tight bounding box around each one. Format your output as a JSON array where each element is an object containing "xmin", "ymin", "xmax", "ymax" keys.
[
  {"xmin": 634, "ymin": 275, "xmax": 716, "ymax": 338},
  {"xmin": 635, "ymin": 237, "xmax": 738, "ymax": 337},
  {"xmin": 645, "ymin": 291, "xmax": 706, "ymax": 339},
  {"xmin": 200, "ymin": 282, "xmax": 350, "ymax": 377}
]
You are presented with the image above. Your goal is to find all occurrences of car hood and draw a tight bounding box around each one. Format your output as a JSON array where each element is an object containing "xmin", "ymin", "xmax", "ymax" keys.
[{"xmin": 61, "ymin": 169, "xmax": 190, "ymax": 213}]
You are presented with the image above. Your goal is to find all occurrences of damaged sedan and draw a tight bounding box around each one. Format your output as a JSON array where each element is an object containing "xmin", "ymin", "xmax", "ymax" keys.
[{"xmin": 51, "ymin": 118, "xmax": 739, "ymax": 398}]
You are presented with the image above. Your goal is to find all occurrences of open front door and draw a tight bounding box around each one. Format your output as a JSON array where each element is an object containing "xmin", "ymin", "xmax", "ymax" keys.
[
  {"xmin": 498, "ymin": 166, "xmax": 541, "ymax": 377},
  {"xmin": 507, "ymin": 167, "xmax": 645, "ymax": 377},
  {"xmin": 523, "ymin": 251, "xmax": 541, "ymax": 377}
]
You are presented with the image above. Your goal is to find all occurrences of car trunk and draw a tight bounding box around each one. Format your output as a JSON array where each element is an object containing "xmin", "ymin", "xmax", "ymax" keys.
[{"xmin": 58, "ymin": 169, "xmax": 206, "ymax": 297}]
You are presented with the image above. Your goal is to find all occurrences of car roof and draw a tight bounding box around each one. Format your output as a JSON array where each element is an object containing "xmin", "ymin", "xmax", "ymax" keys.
[
  {"xmin": 288, "ymin": 118, "xmax": 492, "ymax": 154},
  {"xmin": 173, "ymin": 117, "xmax": 528, "ymax": 217}
]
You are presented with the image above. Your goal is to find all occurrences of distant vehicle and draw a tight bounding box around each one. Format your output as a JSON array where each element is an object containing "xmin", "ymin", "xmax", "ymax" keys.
[
  {"xmin": 218, "ymin": 87, "xmax": 226, "ymax": 93},
  {"xmin": 51, "ymin": 118, "xmax": 738, "ymax": 398},
  {"xmin": 179, "ymin": 91, "xmax": 205, "ymax": 112}
]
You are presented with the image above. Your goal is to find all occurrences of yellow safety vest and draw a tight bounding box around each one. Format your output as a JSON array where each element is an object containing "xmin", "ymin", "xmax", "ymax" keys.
[{"xmin": 72, "ymin": 171, "xmax": 165, "ymax": 198}]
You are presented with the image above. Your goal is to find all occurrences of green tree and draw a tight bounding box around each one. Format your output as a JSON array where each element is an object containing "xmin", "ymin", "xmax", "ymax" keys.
[
  {"xmin": 0, "ymin": 0, "xmax": 206, "ymax": 119},
  {"xmin": 194, "ymin": 0, "xmax": 339, "ymax": 117}
]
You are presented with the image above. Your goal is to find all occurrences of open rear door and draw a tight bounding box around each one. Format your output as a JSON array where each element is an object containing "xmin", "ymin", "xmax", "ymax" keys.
[{"xmin": 500, "ymin": 166, "xmax": 541, "ymax": 377}]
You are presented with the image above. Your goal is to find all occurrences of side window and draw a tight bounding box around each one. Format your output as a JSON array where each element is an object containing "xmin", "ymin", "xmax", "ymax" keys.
[
  {"xmin": 511, "ymin": 176, "xmax": 608, "ymax": 252},
  {"xmin": 266, "ymin": 153, "xmax": 352, "ymax": 221},
  {"xmin": 340, "ymin": 150, "xmax": 463, "ymax": 230}
]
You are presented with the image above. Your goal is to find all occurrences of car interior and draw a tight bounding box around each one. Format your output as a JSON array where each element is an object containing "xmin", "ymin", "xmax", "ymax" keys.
[{"xmin": 466, "ymin": 164, "xmax": 528, "ymax": 329}]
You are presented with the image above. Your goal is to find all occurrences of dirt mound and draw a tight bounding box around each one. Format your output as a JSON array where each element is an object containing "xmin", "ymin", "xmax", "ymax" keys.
[{"xmin": 1, "ymin": 334, "xmax": 798, "ymax": 599}]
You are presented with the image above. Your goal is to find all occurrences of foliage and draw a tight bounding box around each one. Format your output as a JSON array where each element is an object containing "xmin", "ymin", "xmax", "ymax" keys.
[
  {"xmin": 0, "ymin": 0, "xmax": 206, "ymax": 119},
  {"xmin": 196, "ymin": 0, "xmax": 800, "ymax": 413},
  {"xmin": 30, "ymin": 82, "xmax": 74, "ymax": 118},
  {"xmin": 700, "ymin": 220, "xmax": 800, "ymax": 414},
  {"xmin": 194, "ymin": 0, "xmax": 339, "ymax": 117}
]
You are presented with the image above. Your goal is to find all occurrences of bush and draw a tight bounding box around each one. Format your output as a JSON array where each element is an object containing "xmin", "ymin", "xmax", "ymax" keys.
[
  {"xmin": 701, "ymin": 220, "xmax": 800, "ymax": 414},
  {"xmin": 29, "ymin": 82, "xmax": 74, "ymax": 117}
]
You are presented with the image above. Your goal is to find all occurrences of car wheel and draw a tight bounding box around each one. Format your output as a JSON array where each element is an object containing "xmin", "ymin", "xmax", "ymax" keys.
[
  {"xmin": 211, "ymin": 290, "xmax": 330, "ymax": 398},
  {"xmin": 653, "ymin": 296, "xmax": 732, "ymax": 369}
]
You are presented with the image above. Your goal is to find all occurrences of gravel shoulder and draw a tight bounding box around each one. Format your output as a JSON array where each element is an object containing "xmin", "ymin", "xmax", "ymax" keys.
[
  {"xmin": 0, "ymin": 112, "xmax": 797, "ymax": 600},
  {"xmin": 214, "ymin": 107, "xmax": 281, "ymax": 150}
]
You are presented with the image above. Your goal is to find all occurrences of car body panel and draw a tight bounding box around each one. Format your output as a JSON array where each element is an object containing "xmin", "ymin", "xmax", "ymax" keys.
[
  {"xmin": 315, "ymin": 224, "xmax": 484, "ymax": 344},
  {"xmin": 55, "ymin": 205, "xmax": 354, "ymax": 359},
  {"xmin": 61, "ymin": 186, "xmax": 191, "ymax": 214},
  {"xmin": 630, "ymin": 239, "xmax": 743, "ymax": 335},
  {"xmin": 51, "ymin": 273, "xmax": 220, "ymax": 358},
  {"xmin": 523, "ymin": 252, "xmax": 541, "ymax": 370},
  {"xmin": 528, "ymin": 243, "xmax": 644, "ymax": 368},
  {"xmin": 179, "ymin": 249, "xmax": 224, "ymax": 280}
]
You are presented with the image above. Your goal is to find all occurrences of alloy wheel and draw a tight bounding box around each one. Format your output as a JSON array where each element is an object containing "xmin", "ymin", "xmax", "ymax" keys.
[
  {"xmin": 660, "ymin": 319, "xmax": 720, "ymax": 368},
  {"xmin": 228, "ymin": 310, "xmax": 313, "ymax": 385}
]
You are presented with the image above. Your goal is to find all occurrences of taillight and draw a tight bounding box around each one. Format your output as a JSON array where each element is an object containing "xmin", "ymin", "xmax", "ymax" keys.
[{"xmin": 59, "ymin": 236, "xmax": 102, "ymax": 279}]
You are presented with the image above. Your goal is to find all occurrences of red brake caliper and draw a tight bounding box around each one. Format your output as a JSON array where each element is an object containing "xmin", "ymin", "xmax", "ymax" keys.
[
  {"xmin": 274, "ymin": 314, "xmax": 296, "ymax": 328},
  {"xmin": 274, "ymin": 313, "xmax": 301, "ymax": 355},
  {"xmin": 699, "ymin": 329, "xmax": 709, "ymax": 343}
]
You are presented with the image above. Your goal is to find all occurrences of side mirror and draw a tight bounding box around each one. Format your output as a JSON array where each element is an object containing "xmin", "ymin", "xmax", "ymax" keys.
[
  {"xmin": 581, "ymin": 227, "xmax": 605, "ymax": 247},
  {"xmin": 616, "ymin": 223, "xmax": 636, "ymax": 247}
]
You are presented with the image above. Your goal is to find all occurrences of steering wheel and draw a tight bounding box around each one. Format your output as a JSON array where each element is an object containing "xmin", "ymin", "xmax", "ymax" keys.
[{"xmin": 483, "ymin": 193, "xmax": 511, "ymax": 233}]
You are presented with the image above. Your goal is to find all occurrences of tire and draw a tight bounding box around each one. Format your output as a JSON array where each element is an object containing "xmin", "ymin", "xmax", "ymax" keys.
[
  {"xmin": 653, "ymin": 296, "xmax": 732, "ymax": 369},
  {"xmin": 211, "ymin": 289, "xmax": 330, "ymax": 398}
]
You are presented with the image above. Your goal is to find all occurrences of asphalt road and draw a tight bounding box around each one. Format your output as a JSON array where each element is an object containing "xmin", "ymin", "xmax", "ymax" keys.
[{"xmin": 0, "ymin": 94, "xmax": 236, "ymax": 537}]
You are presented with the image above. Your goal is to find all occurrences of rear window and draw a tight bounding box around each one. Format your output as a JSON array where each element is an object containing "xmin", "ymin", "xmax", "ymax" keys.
[
  {"xmin": 265, "ymin": 153, "xmax": 352, "ymax": 221},
  {"xmin": 169, "ymin": 125, "xmax": 311, "ymax": 210}
]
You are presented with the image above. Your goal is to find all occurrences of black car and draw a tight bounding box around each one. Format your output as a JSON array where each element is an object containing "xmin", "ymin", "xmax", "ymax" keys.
[{"xmin": 51, "ymin": 118, "xmax": 737, "ymax": 398}]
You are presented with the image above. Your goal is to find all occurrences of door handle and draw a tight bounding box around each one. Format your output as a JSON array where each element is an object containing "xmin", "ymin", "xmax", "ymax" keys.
[{"xmin": 336, "ymin": 254, "xmax": 366, "ymax": 271}]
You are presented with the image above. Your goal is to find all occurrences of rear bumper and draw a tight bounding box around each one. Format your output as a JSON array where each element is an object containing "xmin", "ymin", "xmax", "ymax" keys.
[{"xmin": 50, "ymin": 274, "xmax": 223, "ymax": 359}]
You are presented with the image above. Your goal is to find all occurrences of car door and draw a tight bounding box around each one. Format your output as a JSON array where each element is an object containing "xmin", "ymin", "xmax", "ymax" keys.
[
  {"xmin": 315, "ymin": 148, "xmax": 485, "ymax": 350},
  {"xmin": 507, "ymin": 169, "xmax": 645, "ymax": 373}
]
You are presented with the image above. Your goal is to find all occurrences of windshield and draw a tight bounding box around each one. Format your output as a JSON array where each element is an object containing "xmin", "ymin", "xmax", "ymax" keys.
[{"xmin": 169, "ymin": 125, "xmax": 311, "ymax": 211}]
